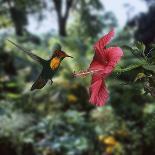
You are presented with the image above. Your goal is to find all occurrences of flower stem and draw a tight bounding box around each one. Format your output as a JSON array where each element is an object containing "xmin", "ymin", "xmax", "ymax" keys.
[{"xmin": 114, "ymin": 62, "xmax": 148, "ymax": 73}]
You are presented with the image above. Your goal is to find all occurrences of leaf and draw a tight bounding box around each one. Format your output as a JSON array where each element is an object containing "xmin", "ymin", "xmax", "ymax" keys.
[
  {"xmin": 6, "ymin": 82, "xmax": 17, "ymax": 88},
  {"xmin": 134, "ymin": 73, "xmax": 146, "ymax": 82},
  {"xmin": 122, "ymin": 45, "xmax": 144, "ymax": 60},
  {"xmin": 6, "ymin": 93, "xmax": 21, "ymax": 99},
  {"xmin": 134, "ymin": 41, "xmax": 148, "ymax": 61},
  {"xmin": 114, "ymin": 63, "xmax": 147, "ymax": 73},
  {"xmin": 143, "ymin": 65, "xmax": 155, "ymax": 73},
  {"xmin": 134, "ymin": 41, "xmax": 146, "ymax": 52},
  {"xmin": 122, "ymin": 45, "xmax": 134, "ymax": 52}
]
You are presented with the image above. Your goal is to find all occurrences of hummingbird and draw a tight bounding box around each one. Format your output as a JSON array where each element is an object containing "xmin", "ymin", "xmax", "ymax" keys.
[{"xmin": 8, "ymin": 40, "xmax": 73, "ymax": 91}]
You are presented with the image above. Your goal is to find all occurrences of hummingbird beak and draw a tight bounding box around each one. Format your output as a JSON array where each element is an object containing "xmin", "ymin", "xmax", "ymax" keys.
[{"xmin": 65, "ymin": 54, "xmax": 73, "ymax": 58}]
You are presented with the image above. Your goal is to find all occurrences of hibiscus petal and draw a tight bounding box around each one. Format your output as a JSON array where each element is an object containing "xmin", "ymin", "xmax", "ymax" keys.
[
  {"xmin": 89, "ymin": 55, "xmax": 105, "ymax": 71},
  {"xmin": 89, "ymin": 29, "xmax": 116, "ymax": 73},
  {"xmin": 94, "ymin": 29, "xmax": 114, "ymax": 52},
  {"xmin": 104, "ymin": 47, "xmax": 124, "ymax": 68},
  {"xmin": 90, "ymin": 47, "xmax": 124, "ymax": 75},
  {"xmin": 89, "ymin": 75, "xmax": 109, "ymax": 106}
]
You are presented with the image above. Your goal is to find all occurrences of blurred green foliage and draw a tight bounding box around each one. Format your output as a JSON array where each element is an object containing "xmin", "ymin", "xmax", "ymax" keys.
[{"xmin": 0, "ymin": 0, "xmax": 155, "ymax": 155}]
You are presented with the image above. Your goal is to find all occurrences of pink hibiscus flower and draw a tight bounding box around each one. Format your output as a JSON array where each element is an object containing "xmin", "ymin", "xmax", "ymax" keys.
[{"xmin": 74, "ymin": 29, "xmax": 123, "ymax": 106}]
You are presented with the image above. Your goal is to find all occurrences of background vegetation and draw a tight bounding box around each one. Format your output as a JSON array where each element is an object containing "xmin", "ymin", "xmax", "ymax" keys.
[{"xmin": 0, "ymin": 0, "xmax": 155, "ymax": 155}]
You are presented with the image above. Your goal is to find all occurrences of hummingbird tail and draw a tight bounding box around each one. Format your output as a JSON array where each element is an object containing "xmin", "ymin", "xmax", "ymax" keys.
[
  {"xmin": 31, "ymin": 75, "xmax": 48, "ymax": 91},
  {"xmin": 8, "ymin": 40, "xmax": 46, "ymax": 65}
]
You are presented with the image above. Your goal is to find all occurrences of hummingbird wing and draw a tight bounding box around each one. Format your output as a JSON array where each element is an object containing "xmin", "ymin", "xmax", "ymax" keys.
[
  {"xmin": 31, "ymin": 72, "xmax": 48, "ymax": 91},
  {"xmin": 8, "ymin": 40, "xmax": 46, "ymax": 65}
]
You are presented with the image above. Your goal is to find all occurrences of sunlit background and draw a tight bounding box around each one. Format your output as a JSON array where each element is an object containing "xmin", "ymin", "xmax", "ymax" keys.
[
  {"xmin": 26, "ymin": 0, "xmax": 148, "ymax": 34},
  {"xmin": 0, "ymin": 0, "xmax": 155, "ymax": 155}
]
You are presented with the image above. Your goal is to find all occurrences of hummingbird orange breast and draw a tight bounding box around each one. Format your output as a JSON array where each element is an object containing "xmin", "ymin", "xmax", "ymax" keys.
[{"xmin": 50, "ymin": 57, "xmax": 61, "ymax": 70}]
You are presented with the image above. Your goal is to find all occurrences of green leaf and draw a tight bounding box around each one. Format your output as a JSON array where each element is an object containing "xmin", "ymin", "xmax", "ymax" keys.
[
  {"xmin": 134, "ymin": 41, "xmax": 147, "ymax": 60},
  {"xmin": 134, "ymin": 73, "xmax": 146, "ymax": 82},
  {"xmin": 143, "ymin": 65, "xmax": 155, "ymax": 73},
  {"xmin": 6, "ymin": 82, "xmax": 17, "ymax": 88},
  {"xmin": 122, "ymin": 45, "xmax": 144, "ymax": 60},
  {"xmin": 122, "ymin": 45, "xmax": 134, "ymax": 52},
  {"xmin": 134, "ymin": 41, "xmax": 146, "ymax": 52},
  {"xmin": 114, "ymin": 63, "xmax": 147, "ymax": 73},
  {"xmin": 6, "ymin": 93, "xmax": 21, "ymax": 99}
]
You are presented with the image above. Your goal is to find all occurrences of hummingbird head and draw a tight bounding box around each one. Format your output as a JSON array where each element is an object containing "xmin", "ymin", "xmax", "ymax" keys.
[
  {"xmin": 53, "ymin": 50, "xmax": 73, "ymax": 59},
  {"xmin": 51, "ymin": 43, "xmax": 73, "ymax": 60}
]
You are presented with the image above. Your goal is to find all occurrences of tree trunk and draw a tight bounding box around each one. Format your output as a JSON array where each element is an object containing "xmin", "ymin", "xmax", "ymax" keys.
[
  {"xmin": 58, "ymin": 16, "xmax": 67, "ymax": 36},
  {"xmin": 10, "ymin": 7, "xmax": 27, "ymax": 36},
  {"xmin": 6, "ymin": 0, "xmax": 27, "ymax": 36},
  {"xmin": 53, "ymin": 0, "xmax": 73, "ymax": 37}
]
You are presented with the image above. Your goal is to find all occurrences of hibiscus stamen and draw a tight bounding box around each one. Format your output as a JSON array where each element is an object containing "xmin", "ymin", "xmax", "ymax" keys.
[{"xmin": 73, "ymin": 69, "xmax": 103, "ymax": 78}]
